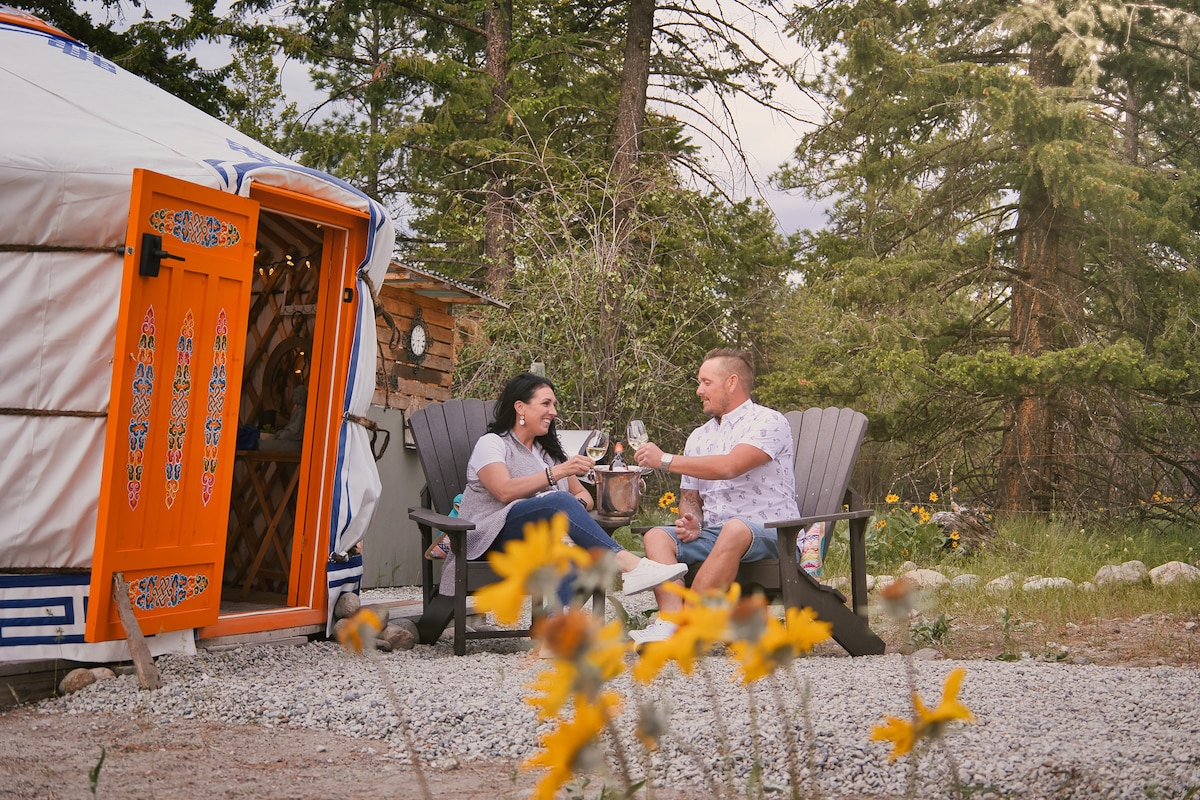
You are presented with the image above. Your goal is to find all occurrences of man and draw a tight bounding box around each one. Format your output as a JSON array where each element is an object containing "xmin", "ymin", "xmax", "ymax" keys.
[{"xmin": 630, "ymin": 348, "xmax": 800, "ymax": 644}]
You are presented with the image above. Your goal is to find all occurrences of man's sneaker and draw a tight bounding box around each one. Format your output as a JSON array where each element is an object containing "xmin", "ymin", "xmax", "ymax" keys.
[
  {"xmin": 629, "ymin": 618, "xmax": 678, "ymax": 644},
  {"xmin": 621, "ymin": 558, "xmax": 688, "ymax": 595}
]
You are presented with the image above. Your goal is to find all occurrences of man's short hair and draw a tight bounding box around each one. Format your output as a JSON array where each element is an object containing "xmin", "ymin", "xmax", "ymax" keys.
[{"xmin": 703, "ymin": 347, "xmax": 755, "ymax": 391}]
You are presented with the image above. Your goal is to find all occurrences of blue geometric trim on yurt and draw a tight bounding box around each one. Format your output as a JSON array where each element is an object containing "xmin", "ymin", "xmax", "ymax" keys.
[
  {"xmin": 325, "ymin": 551, "xmax": 363, "ymax": 635},
  {"xmin": 0, "ymin": 573, "xmax": 90, "ymax": 647}
]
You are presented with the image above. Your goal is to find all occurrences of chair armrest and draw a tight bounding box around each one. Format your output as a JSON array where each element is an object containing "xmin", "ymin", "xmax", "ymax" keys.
[
  {"xmin": 408, "ymin": 506, "xmax": 475, "ymax": 532},
  {"xmin": 634, "ymin": 509, "xmax": 873, "ymax": 535},
  {"xmin": 766, "ymin": 507, "xmax": 874, "ymax": 530},
  {"xmin": 629, "ymin": 524, "xmax": 676, "ymax": 536}
]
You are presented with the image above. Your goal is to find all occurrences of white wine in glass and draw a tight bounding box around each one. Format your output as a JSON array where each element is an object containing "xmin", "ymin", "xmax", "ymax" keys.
[
  {"xmin": 626, "ymin": 419, "xmax": 648, "ymax": 451},
  {"xmin": 585, "ymin": 430, "xmax": 610, "ymax": 461}
]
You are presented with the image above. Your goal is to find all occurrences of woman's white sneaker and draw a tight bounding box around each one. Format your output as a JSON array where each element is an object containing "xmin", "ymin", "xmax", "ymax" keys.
[
  {"xmin": 629, "ymin": 618, "xmax": 678, "ymax": 644},
  {"xmin": 621, "ymin": 558, "xmax": 687, "ymax": 595}
]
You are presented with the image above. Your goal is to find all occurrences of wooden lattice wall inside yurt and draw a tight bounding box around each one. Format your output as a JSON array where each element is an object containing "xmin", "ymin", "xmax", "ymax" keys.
[
  {"xmin": 221, "ymin": 211, "xmax": 324, "ymax": 604},
  {"xmin": 241, "ymin": 213, "xmax": 324, "ymax": 432}
]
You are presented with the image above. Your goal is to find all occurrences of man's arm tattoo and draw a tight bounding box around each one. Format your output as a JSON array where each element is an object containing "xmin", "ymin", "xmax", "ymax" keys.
[{"xmin": 680, "ymin": 489, "xmax": 702, "ymax": 525}]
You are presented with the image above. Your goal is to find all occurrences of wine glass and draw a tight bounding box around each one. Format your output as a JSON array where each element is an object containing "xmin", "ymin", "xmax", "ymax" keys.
[
  {"xmin": 626, "ymin": 419, "xmax": 648, "ymax": 452},
  {"xmin": 584, "ymin": 430, "xmax": 609, "ymax": 481},
  {"xmin": 585, "ymin": 430, "xmax": 610, "ymax": 461}
]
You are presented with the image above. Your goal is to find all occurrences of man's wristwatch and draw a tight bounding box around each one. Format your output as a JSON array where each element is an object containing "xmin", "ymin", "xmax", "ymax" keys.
[{"xmin": 659, "ymin": 453, "xmax": 674, "ymax": 472}]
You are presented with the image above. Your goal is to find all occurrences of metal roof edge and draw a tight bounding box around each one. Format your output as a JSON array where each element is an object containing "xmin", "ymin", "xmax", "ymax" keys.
[{"xmin": 383, "ymin": 262, "xmax": 509, "ymax": 309}]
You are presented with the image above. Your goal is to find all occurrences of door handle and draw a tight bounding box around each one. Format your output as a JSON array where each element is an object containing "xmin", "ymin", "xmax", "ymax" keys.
[{"xmin": 138, "ymin": 232, "xmax": 186, "ymax": 277}]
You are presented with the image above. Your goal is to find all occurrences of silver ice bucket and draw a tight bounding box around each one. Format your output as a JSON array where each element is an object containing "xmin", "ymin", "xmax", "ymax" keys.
[{"xmin": 593, "ymin": 466, "xmax": 646, "ymax": 519}]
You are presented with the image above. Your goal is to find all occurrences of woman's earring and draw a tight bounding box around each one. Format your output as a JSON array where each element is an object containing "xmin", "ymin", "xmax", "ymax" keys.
[{"xmin": 519, "ymin": 413, "xmax": 526, "ymax": 426}]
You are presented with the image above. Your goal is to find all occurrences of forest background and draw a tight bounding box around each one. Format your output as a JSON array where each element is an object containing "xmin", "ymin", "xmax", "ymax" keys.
[{"xmin": 18, "ymin": 0, "xmax": 1200, "ymax": 525}]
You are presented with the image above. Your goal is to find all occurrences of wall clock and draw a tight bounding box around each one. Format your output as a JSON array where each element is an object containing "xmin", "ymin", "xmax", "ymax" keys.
[{"xmin": 407, "ymin": 307, "xmax": 428, "ymax": 365}]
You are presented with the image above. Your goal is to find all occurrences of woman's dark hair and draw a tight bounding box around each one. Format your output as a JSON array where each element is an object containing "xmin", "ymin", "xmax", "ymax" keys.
[{"xmin": 489, "ymin": 372, "xmax": 567, "ymax": 461}]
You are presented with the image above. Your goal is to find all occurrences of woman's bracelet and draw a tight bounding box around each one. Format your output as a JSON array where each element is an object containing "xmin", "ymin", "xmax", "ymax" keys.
[{"xmin": 546, "ymin": 466, "xmax": 555, "ymax": 487}]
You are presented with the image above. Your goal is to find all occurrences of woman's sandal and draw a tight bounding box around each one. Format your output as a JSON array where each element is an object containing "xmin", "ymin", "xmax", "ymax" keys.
[{"xmin": 424, "ymin": 536, "xmax": 451, "ymax": 560}]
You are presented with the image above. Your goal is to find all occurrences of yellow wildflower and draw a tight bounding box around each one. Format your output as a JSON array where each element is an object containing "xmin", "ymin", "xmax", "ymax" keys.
[
  {"xmin": 730, "ymin": 606, "xmax": 832, "ymax": 683},
  {"xmin": 914, "ymin": 667, "xmax": 976, "ymax": 731},
  {"xmin": 583, "ymin": 619, "xmax": 631, "ymax": 684},
  {"xmin": 335, "ymin": 607, "xmax": 384, "ymax": 654},
  {"xmin": 525, "ymin": 693, "xmax": 616, "ymax": 800},
  {"xmin": 950, "ymin": 530, "xmax": 959, "ymax": 540},
  {"xmin": 874, "ymin": 519, "xmax": 887, "ymax": 529},
  {"xmin": 929, "ymin": 491, "xmax": 939, "ymax": 502},
  {"xmin": 527, "ymin": 613, "xmax": 629, "ymax": 719},
  {"xmin": 474, "ymin": 512, "xmax": 592, "ymax": 624},
  {"xmin": 658, "ymin": 491, "xmax": 676, "ymax": 509},
  {"xmin": 632, "ymin": 583, "xmax": 738, "ymax": 683},
  {"xmin": 872, "ymin": 714, "xmax": 918, "ymax": 760},
  {"xmin": 873, "ymin": 668, "xmax": 975, "ymax": 761},
  {"xmin": 886, "ymin": 493, "xmax": 899, "ymax": 504},
  {"xmin": 526, "ymin": 661, "xmax": 579, "ymax": 721}
]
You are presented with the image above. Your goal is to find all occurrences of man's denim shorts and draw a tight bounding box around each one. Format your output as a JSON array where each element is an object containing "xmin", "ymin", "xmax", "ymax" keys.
[{"xmin": 662, "ymin": 517, "xmax": 779, "ymax": 564}]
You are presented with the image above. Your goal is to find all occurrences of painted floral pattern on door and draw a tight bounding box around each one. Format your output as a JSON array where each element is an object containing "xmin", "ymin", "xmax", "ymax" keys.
[
  {"xmin": 164, "ymin": 310, "xmax": 194, "ymax": 508},
  {"xmin": 201, "ymin": 309, "xmax": 229, "ymax": 506},
  {"xmin": 149, "ymin": 207, "xmax": 241, "ymax": 248},
  {"xmin": 126, "ymin": 307, "xmax": 155, "ymax": 510},
  {"xmin": 127, "ymin": 572, "xmax": 209, "ymax": 611}
]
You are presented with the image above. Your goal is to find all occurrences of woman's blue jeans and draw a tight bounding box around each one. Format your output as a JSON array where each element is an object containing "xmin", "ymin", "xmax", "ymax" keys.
[{"xmin": 490, "ymin": 491, "xmax": 622, "ymax": 605}]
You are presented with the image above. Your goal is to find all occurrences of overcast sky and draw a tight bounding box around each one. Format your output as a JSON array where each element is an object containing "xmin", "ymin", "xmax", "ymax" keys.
[{"xmin": 80, "ymin": 0, "xmax": 829, "ymax": 234}]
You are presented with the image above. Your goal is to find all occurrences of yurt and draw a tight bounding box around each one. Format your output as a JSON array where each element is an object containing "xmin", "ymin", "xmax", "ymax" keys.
[{"xmin": 0, "ymin": 9, "xmax": 395, "ymax": 663}]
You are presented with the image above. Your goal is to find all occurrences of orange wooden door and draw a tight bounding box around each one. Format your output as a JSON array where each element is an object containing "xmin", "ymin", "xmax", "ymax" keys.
[{"xmin": 86, "ymin": 169, "xmax": 259, "ymax": 642}]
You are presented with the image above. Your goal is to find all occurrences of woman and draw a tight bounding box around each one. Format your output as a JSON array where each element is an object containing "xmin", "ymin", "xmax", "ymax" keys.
[{"xmin": 440, "ymin": 372, "xmax": 686, "ymax": 601}]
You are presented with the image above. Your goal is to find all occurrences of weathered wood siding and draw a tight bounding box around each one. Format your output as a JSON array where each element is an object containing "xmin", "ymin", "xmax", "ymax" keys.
[{"xmin": 372, "ymin": 287, "xmax": 455, "ymax": 414}]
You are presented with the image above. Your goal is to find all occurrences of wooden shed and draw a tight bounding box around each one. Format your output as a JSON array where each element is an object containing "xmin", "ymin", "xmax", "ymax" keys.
[{"xmin": 0, "ymin": 11, "xmax": 395, "ymax": 664}]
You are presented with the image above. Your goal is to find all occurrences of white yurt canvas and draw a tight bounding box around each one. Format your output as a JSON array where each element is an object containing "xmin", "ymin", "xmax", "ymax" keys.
[{"xmin": 0, "ymin": 10, "xmax": 394, "ymax": 662}]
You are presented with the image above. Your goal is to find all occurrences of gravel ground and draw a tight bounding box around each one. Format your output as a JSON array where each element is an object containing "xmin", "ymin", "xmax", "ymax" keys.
[{"xmin": 9, "ymin": 588, "xmax": 1200, "ymax": 799}]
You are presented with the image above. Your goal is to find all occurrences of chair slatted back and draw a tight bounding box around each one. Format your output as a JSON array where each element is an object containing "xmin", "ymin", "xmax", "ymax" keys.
[
  {"xmin": 408, "ymin": 399, "xmax": 496, "ymax": 515},
  {"xmin": 786, "ymin": 407, "xmax": 868, "ymax": 519}
]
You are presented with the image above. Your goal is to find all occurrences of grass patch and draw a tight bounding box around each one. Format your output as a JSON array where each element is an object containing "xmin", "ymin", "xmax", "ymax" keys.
[{"xmin": 821, "ymin": 513, "xmax": 1200, "ymax": 662}]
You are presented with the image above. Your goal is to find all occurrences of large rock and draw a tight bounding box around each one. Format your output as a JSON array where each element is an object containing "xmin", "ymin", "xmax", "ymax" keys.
[
  {"xmin": 870, "ymin": 575, "xmax": 896, "ymax": 593},
  {"xmin": 379, "ymin": 623, "xmax": 417, "ymax": 652},
  {"xmin": 950, "ymin": 573, "xmax": 981, "ymax": 591},
  {"xmin": 905, "ymin": 568, "xmax": 950, "ymax": 590},
  {"xmin": 986, "ymin": 573, "xmax": 1020, "ymax": 593},
  {"xmin": 58, "ymin": 668, "xmax": 96, "ymax": 695},
  {"xmin": 333, "ymin": 592, "xmax": 361, "ymax": 620},
  {"xmin": 331, "ymin": 616, "xmax": 354, "ymax": 642},
  {"xmin": 929, "ymin": 504, "xmax": 997, "ymax": 556},
  {"xmin": 360, "ymin": 604, "xmax": 391, "ymax": 627},
  {"xmin": 1149, "ymin": 561, "xmax": 1200, "ymax": 586},
  {"xmin": 1095, "ymin": 560, "xmax": 1150, "ymax": 587},
  {"xmin": 1023, "ymin": 576, "xmax": 1074, "ymax": 591}
]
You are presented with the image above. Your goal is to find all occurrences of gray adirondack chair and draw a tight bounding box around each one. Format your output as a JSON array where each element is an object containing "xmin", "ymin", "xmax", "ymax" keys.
[
  {"xmin": 407, "ymin": 399, "xmax": 604, "ymax": 655},
  {"xmin": 663, "ymin": 407, "xmax": 885, "ymax": 656}
]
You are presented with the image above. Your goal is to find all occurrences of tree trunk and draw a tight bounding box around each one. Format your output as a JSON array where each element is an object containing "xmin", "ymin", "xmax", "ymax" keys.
[
  {"xmin": 612, "ymin": 0, "xmax": 654, "ymax": 196},
  {"xmin": 483, "ymin": 0, "xmax": 515, "ymax": 294},
  {"xmin": 594, "ymin": 0, "xmax": 657, "ymax": 415},
  {"xmin": 996, "ymin": 32, "xmax": 1083, "ymax": 513},
  {"xmin": 998, "ymin": 185, "xmax": 1057, "ymax": 514}
]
